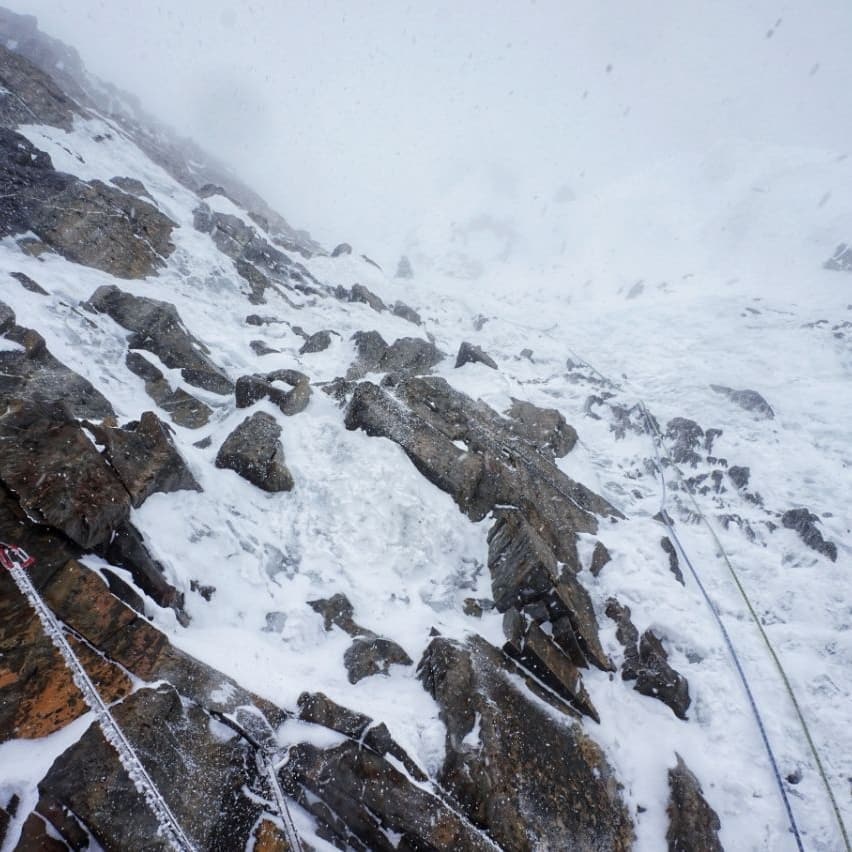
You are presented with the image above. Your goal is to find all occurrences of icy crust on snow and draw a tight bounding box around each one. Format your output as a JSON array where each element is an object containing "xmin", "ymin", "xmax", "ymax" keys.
[{"xmin": 1, "ymin": 114, "xmax": 850, "ymax": 852}]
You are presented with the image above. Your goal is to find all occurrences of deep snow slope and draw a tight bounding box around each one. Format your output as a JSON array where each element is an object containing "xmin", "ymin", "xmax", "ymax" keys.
[{"xmin": 0, "ymin": 13, "xmax": 850, "ymax": 852}]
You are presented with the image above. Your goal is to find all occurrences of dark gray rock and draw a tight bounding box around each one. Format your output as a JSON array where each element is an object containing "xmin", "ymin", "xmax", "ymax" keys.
[
  {"xmin": 781, "ymin": 508, "xmax": 837, "ymax": 561},
  {"xmin": 110, "ymin": 175, "xmax": 154, "ymax": 200},
  {"xmin": 299, "ymin": 329, "xmax": 333, "ymax": 354},
  {"xmin": 347, "ymin": 331, "xmax": 442, "ymax": 379},
  {"xmin": 665, "ymin": 417, "xmax": 706, "ymax": 466},
  {"xmin": 39, "ymin": 684, "xmax": 260, "ymax": 851},
  {"xmin": 235, "ymin": 369, "xmax": 310, "ymax": 416},
  {"xmin": 667, "ymin": 755, "xmax": 724, "ymax": 852},
  {"xmin": 590, "ymin": 540, "xmax": 612, "ymax": 576},
  {"xmin": 418, "ymin": 634, "xmax": 634, "ymax": 852},
  {"xmin": 455, "ymin": 340, "xmax": 498, "ymax": 370},
  {"xmin": 0, "ymin": 399, "xmax": 130, "ymax": 548},
  {"xmin": 710, "ymin": 385, "xmax": 774, "ymax": 419},
  {"xmin": 391, "ymin": 300, "xmax": 421, "ymax": 324},
  {"xmin": 297, "ymin": 691, "xmax": 426, "ymax": 781},
  {"xmin": 215, "ymin": 412, "xmax": 293, "ymax": 492},
  {"xmin": 89, "ymin": 285, "xmax": 233, "ymax": 395},
  {"xmin": 505, "ymin": 397, "xmax": 578, "ymax": 458},
  {"xmin": 93, "ymin": 411, "xmax": 201, "ymax": 508},
  {"xmin": 249, "ymin": 339, "xmax": 279, "ymax": 356},
  {"xmin": 0, "ymin": 43, "xmax": 76, "ymax": 129},
  {"xmin": 728, "ymin": 465, "xmax": 750, "ymax": 489},
  {"xmin": 661, "ymin": 536, "xmax": 684, "ymax": 584},
  {"xmin": 343, "ymin": 636, "xmax": 413, "ymax": 683},
  {"xmin": 0, "ymin": 303, "xmax": 115, "ymax": 419},
  {"xmin": 98, "ymin": 520, "xmax": 185, "ymax": 615},
  {"xmin": 0, "ymin": 129, "xmax": 175, "ymax": 278},
  {"xmin": 347, "ymin": 377, "xmax": 620, "ymax": 566},
  {"xmin": 9, "ymin": 271, "xmax": 48, "ymax": 295},
  {"xmin": 331, "ymin": 242, "xmax": 352, "ymax": 257},
  {"xmin": 350, "ymin": 283, "xmax": 387, "ymax": 312},
  {"xmin": 824, "ymin": 242, "xmax": 852, "ymax": 272},
  {"xmin": 279, "ymin": 737, "xmax": 494, "ymax": 851},
  {"xmin": 308, "ymin": 592, "xmax": 364, "ymax": 636},
  {"xmin": 605, "ymin": 599, "xmax": 690, "ymax": 718}
]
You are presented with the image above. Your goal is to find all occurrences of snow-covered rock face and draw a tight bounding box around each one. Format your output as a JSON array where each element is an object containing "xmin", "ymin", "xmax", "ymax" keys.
[{"xmin": 0, "ymin": 11, "xmax": 850, "ymax": 852}]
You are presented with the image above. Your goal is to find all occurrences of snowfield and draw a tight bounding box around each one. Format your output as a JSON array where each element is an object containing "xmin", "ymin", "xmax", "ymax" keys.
[{"xmin": 1, "ymin": 107, "xmax": 850, "ymax": 852}]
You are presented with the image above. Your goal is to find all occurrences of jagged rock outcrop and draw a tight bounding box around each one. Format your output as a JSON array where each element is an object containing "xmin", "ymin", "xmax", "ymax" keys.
[
  {"xmin": 419, "ymin": 634, "xmax": 634, "ymax": 851},
  {"xmin": 297, "ymin": 691, "xmax": 426, "ymax": 781},
  {"xmin": 665, "ymin": 417, "xmax": 707, "ymax": 467},
  {"xmin": 605, "ymin": 598, "xmax": 691, "ymax": 719},
  {"xmin": 661, "ymin": 535, "xmax": 685, "ymax": 584},
  {"xmin": 91, "ymin": 411, "xmax": 201, "ymax": 508},
  {"xmin": 346, "ymin": 376, "xmax": 619, "ymax": 565},
  {"xmin": 216, "ymin": 412, "xmax": 294, "ymax": 492},
  {"xmin": 125, "ymin": 351, "xmax": 213, "ymax": 428},
  {"xmin": 0, "ymin": 128, "xmax": 176, "ymax": 278},
  {"xmin": 781, "ymin": 507, "xmax": 837, "ymax": 561},
  {"xmin": 1, "ymin": 302, "xmax": 115, "ymax": 419},
  {"xmin": 235, "ymin": 369, "xmax": 311, "ymax": 416},
  {"xmin": 710, "ymin": 384, "xmax": 774, "ymax": 419},
  {"xmin": 88, "ymin": 285, "xmax": 233, "ymax": 394},
  {"xmin": 0, "ymin": 43, "xmax": 76, "ymax": 129},
  {"xmin": 667, "ymin": 755, "xmax": 724, "ymax": 851},
  {"xmin": 0, "ymin": 399, "xmax": 130, "ymax": 549},
  {"xmin": 455, "ymin": 340, "xmax": 498, "ymax": 370}
]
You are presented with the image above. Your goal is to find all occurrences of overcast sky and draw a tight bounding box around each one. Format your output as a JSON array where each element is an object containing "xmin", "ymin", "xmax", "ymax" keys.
[{"xmin": 9, "ymin": 1, "xmax": 852, "ymax": 262}]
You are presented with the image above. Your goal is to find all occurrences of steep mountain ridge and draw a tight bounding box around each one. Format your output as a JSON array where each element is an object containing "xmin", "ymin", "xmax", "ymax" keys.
[{"xmin": 0, "ymin": 11, "xmax": 849, "ymax": 852}]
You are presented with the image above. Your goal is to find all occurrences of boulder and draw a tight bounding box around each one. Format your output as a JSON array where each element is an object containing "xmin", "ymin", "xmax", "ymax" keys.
[
  {"xmin": 0, "ymin": 400, "xmax": 130, "ymax": 548},
  {"xmin": 347, "ymin": 331, "xmax": 443, "ymax": 379},
  {"xmin": 710, "ymin": 385, "xmax": 774, "ymax": 419},
  {"xmin": 455, "ymin": 340, "xmax": 498, "ymax": 370},
  {"xmin": 299, "ymin": 329, "xmax": 333, "ymax": 354},
  {"xmin": 505, "ymin": 397, "xmax": 578, "ymax": 458},
  {"xmin": 667, "ymin": 755, "xmax": 724, "ymax": 851},
  {"xmin": 391, "ymin": 300, "xmax": 421, "ymax": 324},
  {"xmin": 249, "ymin": 340, "xmax": 280, "ymax": 356},
  {"xmin": 331, "ymin": 242, "xmax": 352, "ymax": 257},
  {"xmin": 235, "ymin": 369, "xmax": 310, "ymax": 416},
  {"xmin": 88, "ymin": 285, "xmax": 233, "ymax": 394},
  {"xmin": 343, "ymin": 636, "xmax": 413, "ymax": 683},
  {"xmin": 308, "ymin": 592, "xmax": 363, "ymax": 636},
  {"xmin": 350, "ymin": 283, "xmax": 387, "ymax": 312},
  {"xmin": 216, "ymin": 412, "xmax": 293, "ymax": 492},
  {"xmin": 0, "ymin": 306, "xmax": 115, "ymax": 419},
  {"xmin": 418, "ymin": 635, "xmax": 633, "ymax": 851},
  {"xmin": 781, "ymin": 508, "xmax": 837, "ymax": 561},
  {"xmin": 590, "ymin": 540, "xmax": 612, "ymax": 576},
  {"xmin": 94, "ymin": 411, "xmax": 201, "ymax": 508},
  {"xmin": 728, "ymin": 465, "xmax": 750, "ymax": 489}
]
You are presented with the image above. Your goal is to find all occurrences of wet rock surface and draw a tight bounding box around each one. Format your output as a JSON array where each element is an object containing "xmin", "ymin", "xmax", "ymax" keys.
[
  {"xmin": 418, "ymin": 634, "xmax": 633, "ymax": 852},
  {"xmin": 89, "ymin": 285, "xmax": 233, "ymax": 395},
  {"xmin": 216, "ymin": 412, "xmax": 294, "ymax": 492}
]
